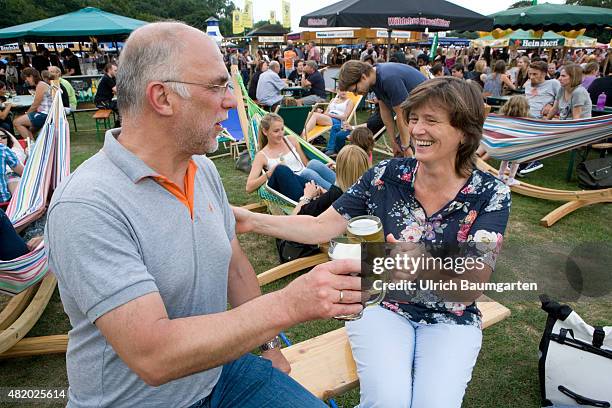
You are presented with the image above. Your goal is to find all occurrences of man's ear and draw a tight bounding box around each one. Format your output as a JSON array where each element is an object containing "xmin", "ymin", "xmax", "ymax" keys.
[{"xmin": 145, "ymin": 82, "xmax": 175, "ymax": 117}]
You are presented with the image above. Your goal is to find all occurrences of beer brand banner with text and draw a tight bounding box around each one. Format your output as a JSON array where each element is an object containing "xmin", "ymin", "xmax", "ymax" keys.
[
  {"xmin": 282, "ymin": 0, "xmax": 291, "ymax": 29},
  {"xmin": 243, "ymin": 0, "xmax": 253, "ymax": 29},
  {"xmin": 232, "ymin": 10, "xmax": 244, "ymax": 35}
]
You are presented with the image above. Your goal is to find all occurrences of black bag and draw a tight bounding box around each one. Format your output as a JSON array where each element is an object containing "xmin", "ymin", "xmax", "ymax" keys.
[
  {"xmin": 275, "ymin": 239, "xmax": 320, "ymax": 263},
  {"xmin": 235, "ymin": 150, "xmax": 251, "ymax": 174},
  {"xmin": 577, "ymin": 157, "xmax": 612, "ymax": 189}
]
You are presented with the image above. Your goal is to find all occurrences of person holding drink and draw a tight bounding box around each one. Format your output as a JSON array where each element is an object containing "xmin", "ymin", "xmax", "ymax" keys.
[{"xmin": 234, "ymin": 77, "xmax": 511, "ymax": 407}]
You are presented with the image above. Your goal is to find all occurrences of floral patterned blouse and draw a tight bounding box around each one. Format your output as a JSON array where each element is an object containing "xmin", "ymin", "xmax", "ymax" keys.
[{"xmin": 332, "ymin": 158, "xmax": 511, "ymax": 328}]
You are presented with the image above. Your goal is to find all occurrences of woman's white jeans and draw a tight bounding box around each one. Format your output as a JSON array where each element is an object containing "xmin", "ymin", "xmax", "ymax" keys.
[{"xmin": 346, "ymin": 305, "xmax": 483, "ymax": 408}]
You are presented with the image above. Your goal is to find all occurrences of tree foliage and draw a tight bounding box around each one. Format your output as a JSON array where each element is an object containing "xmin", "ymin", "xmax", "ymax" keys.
[
  {"xmin": 508, "ymin": 1, "xmax": 533, "ymax": 9},
  {"xmin": 0, "ymin": 0, "xmax": 235, "ymax": 36},
  {"xmin": 565, "ymin": 0, "xmax": 612, "ymax": 8}
]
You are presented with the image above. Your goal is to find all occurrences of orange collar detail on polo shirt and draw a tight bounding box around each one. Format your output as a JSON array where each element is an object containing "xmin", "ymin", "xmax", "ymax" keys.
[{"xmin": 152, "ymin": 160, "xmax": 198, "ymax": 219}]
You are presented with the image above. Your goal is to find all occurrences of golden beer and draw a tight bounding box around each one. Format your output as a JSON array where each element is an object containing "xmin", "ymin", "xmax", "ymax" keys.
[{"xmin": 347, "ymin": 215, "xmax": 384, "ymax": 243}]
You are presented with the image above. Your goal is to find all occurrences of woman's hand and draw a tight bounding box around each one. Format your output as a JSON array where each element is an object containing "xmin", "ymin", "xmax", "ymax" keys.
[
  {"xmin": 232, "ymin": 206, "xmax": 256, "ymax": 234},
  {"xmin": 303, "ymin": 181, "xmax": 320, "ymax": 199},
  {"xmin": 26, "ymin": 236, "xmax": 44, "ymax": 251},
  {"xmin": 315, "ymin": 107, "xmax": 324, "ymax": 113}
]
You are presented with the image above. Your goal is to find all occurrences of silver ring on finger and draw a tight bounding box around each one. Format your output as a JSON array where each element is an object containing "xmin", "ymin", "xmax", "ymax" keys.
[{"xmin": 338, "ymin": 289, "xmax": 344, "ymax": 304}]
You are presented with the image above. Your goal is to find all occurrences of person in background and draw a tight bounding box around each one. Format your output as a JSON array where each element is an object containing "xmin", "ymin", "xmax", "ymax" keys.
[
  {"xmin": 581, "ymin": 61, "xmax": 599, "ymax": 90},
  {"xmin": 360, "ymin": 41, "xmax": 378, "ymax": 62},
  {"xmin": 13, "ymin": 68, "xmax": 52, "ymax": 141},
  {"xmin": 431, "ymin": 64, "xmax": 445, "ymax": 78},
  {"xmin": 547, "ymin": 63, "xmax": 592, "ymax": 120},
  {"xmin": 256, "ymin": 61, "xmax": 286, "ymax": 110},
  {"xmin": 302, "ymin": 90, "xmax": 354, "ymax": 154},
  {"xmin": 514, "ymin": 56, "xmax": 530, "ymax": 88},
  {"xmin": 496, "ymin": 96, "xmax": 530, "ymax": 186},
  {"xmin": 417, "ymin": 54, "xmax": 433, "ymax": 79},
  {"xmin": 297, "ymin": 61, "xmax": 326, "ymax": 106},
  {"xmin": 547, "ymin": 61, "xmax": 559, "ymax": 80},
  {"xmin": 483, "ymin": 60, "xmax": 516, "ymax": 97},
  {"xmin": 62, "ymin": 49, "xmax": 82, "ymax": 76},
  {"xmin": 451, "ymin": 63, "xmax": 466, "ymax": 79},
  {"xmin": 248, "ymin": 60, "xmax": 268, "ymax": 101},
  {"xmin": 307, "ymin": 41, "xmax": 321, "ymax": 64},
  {"xmin": 287, "ymin": 60, "xmax": 304, "ymax": 84},
  {"xmin": 0, "ymin": 133, "xmax": 23, "ymax": 203},
  {"xmin": 48, "ymin": 66, "xmax": 77, "ymax": 114},
  {"xmin": 31, "ymin": 45, "xmax": 50, "ymax": 74},
  {"xmin": 0, "ymin": 81, "xmax": 14, "ymax": 133},
  {"xmin": 282, "ymin": 43, "xmax": 297, "ymax": 80},
  {"xmin": 246, "ymin": 113, "xmax": 336, "ymax": 201},
  {"xmin": 587, "ymin": 62, "xmax": 612, "ymax": 107},
  {"xmin": 94, "ymin": 63, "xmax": 119, "ymax": 124},
  {"xmin": 338, "ymin": 60, "xmax": 426, "ymax": 157},
  {"xmin": 347, "ymin": 126, "xmax": 375, "ymax": 163}
]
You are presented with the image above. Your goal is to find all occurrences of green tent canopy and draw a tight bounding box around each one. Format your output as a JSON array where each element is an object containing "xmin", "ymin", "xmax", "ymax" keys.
[
  {"xmin": 0, "ymin": 7, "xmax": 147, "ymax": 44},
  {"xmin": 489, "ymin": 2, "xmax": 612, "ymax": 31}
]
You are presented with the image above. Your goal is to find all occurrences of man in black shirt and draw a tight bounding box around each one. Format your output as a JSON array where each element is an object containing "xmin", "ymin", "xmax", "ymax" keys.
[
  {"xmin": 32, "ymin": 45, "xmax": 51, "ymax": 74},
  {"xmin": 94, "ymin": 63, "xmax": 117, "ymax": 108},
  {"xmin": 298, "ymin": 61, "xmax": 326, "ymax": 106},
  {"xmin": 62, "ymin": 49, "xmax": 82, "ymax": 76}
]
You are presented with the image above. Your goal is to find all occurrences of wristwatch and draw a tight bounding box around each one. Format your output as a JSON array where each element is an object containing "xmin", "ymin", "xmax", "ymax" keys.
[
  {"xmin": 259, "ymin": 335, "xmax": 282, "ymax": 352},
  {"xmin": 298, "ymin": 196, "xmax": 312, "ymax": 204}
]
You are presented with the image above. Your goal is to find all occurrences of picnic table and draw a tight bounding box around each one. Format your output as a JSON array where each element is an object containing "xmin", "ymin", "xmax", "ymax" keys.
[
  {"xmin": 592, "ymin": 106, "xmax": 612, "ymax": 117},
  {"xmin": 5, "ymin": 95, "xmax": 34, "ymax": 110},
  {"xmin": 282, "ymin": 86, "xmax": 307, "ymax": 98}
]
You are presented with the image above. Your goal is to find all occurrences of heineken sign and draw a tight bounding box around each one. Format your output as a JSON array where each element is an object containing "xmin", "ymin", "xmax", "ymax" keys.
[{"xmin": 514, "ymin": 38, "xmax": 565, "ymax": 48}]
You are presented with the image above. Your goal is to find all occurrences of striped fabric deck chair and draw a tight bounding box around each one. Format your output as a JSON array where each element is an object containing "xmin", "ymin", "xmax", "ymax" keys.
[
  {"xmin": 232, "ymin": 67, "xmax": 334, "ymax": 214},
  {"xmin": 0, "ymin": 87, "xmax": 70, "ymax": 295},
  {"xmin": 481, "ymin": 114, "xmax": 612, "ymax": 163},
  {"xmin": 306, "ymin": 92, "xmax": 362, "ymax": 142}
]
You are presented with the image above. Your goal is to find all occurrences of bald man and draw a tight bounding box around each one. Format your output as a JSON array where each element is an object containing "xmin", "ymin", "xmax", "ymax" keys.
[{"xmin": 45, "ymin": 22, "xmax": 361, "ymax": 407}]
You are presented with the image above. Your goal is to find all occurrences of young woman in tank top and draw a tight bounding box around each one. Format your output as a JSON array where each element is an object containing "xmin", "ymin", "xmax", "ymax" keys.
[
  {"xmin": 246, "ymin": 113, "xmax": 336, "ymax": 202},
  {"xmin": 302, "ymin": 91, "xmax": 354, "ymax": 137}
]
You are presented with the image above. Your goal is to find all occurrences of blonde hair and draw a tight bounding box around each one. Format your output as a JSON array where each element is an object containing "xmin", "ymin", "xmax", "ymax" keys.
[
  {"xmin": 257, "ymin": 113, "xmax": 284, "ymax": 150},
  {"xmin": 500, "ymin": 95, "xmax": 529, "ymax": 117},
  {"xmin": 475, "ymin": 60, "xmax": 487, "ymax": 73},
  {"xmin": 336, "ymin": 145, "xmax": 370, "ymax": 192}
]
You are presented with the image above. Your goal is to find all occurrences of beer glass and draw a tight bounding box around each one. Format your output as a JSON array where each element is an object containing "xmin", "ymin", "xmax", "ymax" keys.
[
  {"xmin": 347, "ymin": 215, "xmax": 384, "ymax": 243},
  {"xmin": 328, "ymin": 236, "xmax": 386, "ymax": 321}
]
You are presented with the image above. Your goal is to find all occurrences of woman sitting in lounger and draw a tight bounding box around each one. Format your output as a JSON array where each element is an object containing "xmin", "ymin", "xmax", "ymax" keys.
[
  {"xmin": 246, "ymin": 113, "xmax": 336, "ymax": 202},
  {"xmin": 235, "ymin": 77, "xmax": 511, "ymax": 408},
  {"xmin": 302, "ymin": 91, "xmax": 354, "ymax": 154}
]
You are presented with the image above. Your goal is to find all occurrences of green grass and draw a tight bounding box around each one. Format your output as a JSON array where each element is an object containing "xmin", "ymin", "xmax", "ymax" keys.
[{"xmin": 1, "ymin": 110, "xmax": 610, "ymax": 408}]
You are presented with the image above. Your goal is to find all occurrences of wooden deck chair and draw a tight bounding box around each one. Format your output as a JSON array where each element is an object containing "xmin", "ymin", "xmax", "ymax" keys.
[
  {"xmin": 274, "ymin": 105, "xmax": 314, "ymax": 135},
  {"xmin": 480, "ymin": 114, "xmax": 612, "ymax": 226},
  {"xmin": 0, "ymin": 86, "xmax": 69, "ymax": 354},
  {"xmin": 306, "ymin": 92, "xmax": 363, "ymax": 142}
]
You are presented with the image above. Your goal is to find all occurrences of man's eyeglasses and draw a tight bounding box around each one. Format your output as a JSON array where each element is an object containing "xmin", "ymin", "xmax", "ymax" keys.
[{"xmin": 162, "ymin": 80, "xmax": 234, "ymax": 95}]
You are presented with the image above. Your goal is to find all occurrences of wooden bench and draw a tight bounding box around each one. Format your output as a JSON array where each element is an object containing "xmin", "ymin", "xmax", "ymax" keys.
[
  {"xmin": 592, "ymin": 142, "xmax": 612, "ymax": 157},
  {"xmin": 92, "ymin": 109, "xmax": 114, "ymax": 141},
  {"xmin": 282, "ymin": 297, "xmax": 511, "ymax": 400}
]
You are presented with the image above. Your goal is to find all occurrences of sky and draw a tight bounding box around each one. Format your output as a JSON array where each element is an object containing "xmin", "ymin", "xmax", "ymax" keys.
[{"xmin": 231, "ymin": 0, "xmax": 567, "ymax": 33}]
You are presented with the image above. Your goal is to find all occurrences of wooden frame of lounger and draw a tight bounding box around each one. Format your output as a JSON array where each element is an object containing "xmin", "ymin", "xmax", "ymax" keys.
[{"xmin": 477, "ymin": 158, "xmax": 612, "ymax": 227}]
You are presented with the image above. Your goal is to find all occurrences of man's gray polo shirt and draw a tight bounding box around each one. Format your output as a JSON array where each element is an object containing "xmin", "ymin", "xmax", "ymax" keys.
[{"xmin": 45, "ymin": 129, "xmax": 235, "ymax": 408}]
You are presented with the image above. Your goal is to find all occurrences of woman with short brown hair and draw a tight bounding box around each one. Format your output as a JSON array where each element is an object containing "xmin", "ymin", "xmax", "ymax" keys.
[{"xmin": 547, "ymin": 64, "xmax": 592, "ymax": 120}]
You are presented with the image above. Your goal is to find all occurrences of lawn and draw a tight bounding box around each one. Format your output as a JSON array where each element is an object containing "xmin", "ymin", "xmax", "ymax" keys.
[{"xmin": 1, "ymin": 110, "xmax": 610, "ymax": 408}]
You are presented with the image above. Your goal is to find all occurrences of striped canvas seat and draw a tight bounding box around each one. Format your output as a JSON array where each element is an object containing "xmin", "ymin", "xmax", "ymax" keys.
[
  {"xmin": 482, "ymin": 114, "xmax": 612, "ymax": 163},
  {"xmin": 0, "ymin": 88, "xmax": 70, "ymax": 295}
]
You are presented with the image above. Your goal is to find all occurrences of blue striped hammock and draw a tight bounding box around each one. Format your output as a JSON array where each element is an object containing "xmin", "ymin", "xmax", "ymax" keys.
[
  {"xmin": 482, "ymin": 114, "xmax": 612, "ymax": 163},
  {"xmin": 234, "ymin": 72, "xmax": 334, "ymax": 214},
  {"xmin": 0, "ymin": 89, "xmax": 70, "ymax": 295}
]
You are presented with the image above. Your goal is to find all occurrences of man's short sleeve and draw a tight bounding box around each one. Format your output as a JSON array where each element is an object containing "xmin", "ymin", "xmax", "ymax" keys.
[
  {"xmin": 45, "ymin": 202, "xmax": 159, "ymax": 323},
  {"xmin": 202, "ymin": 158, "xmax": 236, "ymax": 242}
]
